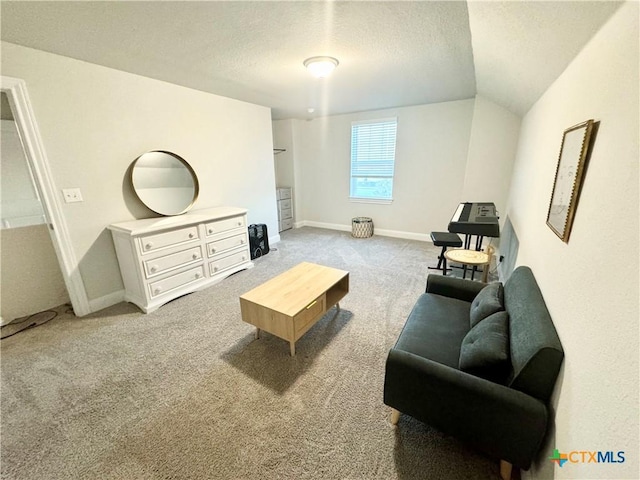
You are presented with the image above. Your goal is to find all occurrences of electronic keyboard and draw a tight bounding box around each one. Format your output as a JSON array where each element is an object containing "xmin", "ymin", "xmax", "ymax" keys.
[{"xmin": 448, "ymin": 202, "xmax": 500, "ymax": 238}]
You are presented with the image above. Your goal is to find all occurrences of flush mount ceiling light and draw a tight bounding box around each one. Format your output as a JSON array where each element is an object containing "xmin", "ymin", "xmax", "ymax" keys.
[{"xmin": 303, "ymin": 56, "xmax": 339, "ymax": 78}]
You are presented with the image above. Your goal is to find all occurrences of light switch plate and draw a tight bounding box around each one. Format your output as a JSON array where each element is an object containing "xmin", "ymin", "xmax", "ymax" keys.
[{"xmin": 62, "ymin": 188, "xmax": 83, "ymax": 203}]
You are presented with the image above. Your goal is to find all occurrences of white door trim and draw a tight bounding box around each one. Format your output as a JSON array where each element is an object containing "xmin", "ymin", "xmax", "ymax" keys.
[{"xmin": 1, "ymin": 76, "xmax": 91, "ymax": 316}]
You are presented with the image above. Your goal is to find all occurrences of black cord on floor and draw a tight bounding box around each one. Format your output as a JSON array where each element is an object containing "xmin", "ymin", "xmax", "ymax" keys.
[{"xmin": 1, "ymin": 309, "xmax": 60, "ymax": 340}]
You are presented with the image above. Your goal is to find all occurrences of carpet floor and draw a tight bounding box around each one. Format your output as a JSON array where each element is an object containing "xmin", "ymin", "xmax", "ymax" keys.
[{"xmin": 1, "ymin": 227, "xmax": 500, "ymax": 479}]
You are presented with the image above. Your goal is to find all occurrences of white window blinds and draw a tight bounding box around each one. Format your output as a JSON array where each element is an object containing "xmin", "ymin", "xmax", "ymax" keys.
[{"xmin": 350, "ymin": 118, "xmax": 397, "ymax": 201}]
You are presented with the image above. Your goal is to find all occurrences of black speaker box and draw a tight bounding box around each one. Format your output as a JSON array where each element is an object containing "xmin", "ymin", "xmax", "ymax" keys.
[{"xmin": 248, "ymin": 224, "xmax": 270, "ymax": 259}]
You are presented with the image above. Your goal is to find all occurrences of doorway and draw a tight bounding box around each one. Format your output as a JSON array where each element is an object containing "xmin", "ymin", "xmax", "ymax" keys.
[
  {"xmin": 1, "ymin": 76, "xmax": 90, "ymax": 320},
  {"xmin": 0, "ymin": 93, "xmax": 69, "ymax": 324}
]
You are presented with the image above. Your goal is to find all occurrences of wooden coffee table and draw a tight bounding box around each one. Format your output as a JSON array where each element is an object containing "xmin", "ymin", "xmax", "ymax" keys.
[{"xmin": 239, "ymin": 262, "xmax": 349, "ymax": 356}]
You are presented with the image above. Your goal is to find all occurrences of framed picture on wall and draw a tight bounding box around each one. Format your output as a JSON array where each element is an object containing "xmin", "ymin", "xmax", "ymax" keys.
[{"xmin": 546, "ymin": 119, "xmax": 595, "ymax": 243}]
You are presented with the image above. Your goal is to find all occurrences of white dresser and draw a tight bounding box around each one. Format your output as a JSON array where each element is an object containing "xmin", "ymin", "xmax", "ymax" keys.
[
  {"xmin": 276, "ymin": 187, "xmax": 293, "ymax": 232},
  {"xmin": 108, "ymin": 206, "xmax": 253, "ymax": 313}
]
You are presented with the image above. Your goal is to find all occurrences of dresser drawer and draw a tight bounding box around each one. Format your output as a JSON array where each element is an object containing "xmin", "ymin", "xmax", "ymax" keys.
[
  {"xmin": 279, "ymin": 218, "xmax": 293, "ymax": 232},
  {"xmin": 294, "ymin": 294, "xmax": 326, "ymax": 334},
  {"xmin": 277, "ymin": 188, "xmax": 291, "ymax": 200},
  {"xmin": 277, "ymin": 199, "xmax": 292, "ymax": 210},
  {"xmin": 148, "ymin": 265, "xmax": 205, "ymax": 298},
  {"xmin": 205, "ymin": 215, "xmax": 245, "ymax": 236},
  {"xmin": 209, "ymin": 250, "xmax": 248, "ymax": 276},
  {"xmin": 207, "ymin": 232, "xmax": 248, "ymax": 257},
  {"xmin": 139, "ymin": 226, "xmax": 199, "ymax": 254},
  {"xmin": 277, "ymin": 207, "xmax": 292, "ymax": 221},
  {"xmin": 143, "ymin": 246, "xmax": 203, "ymax": 279}
]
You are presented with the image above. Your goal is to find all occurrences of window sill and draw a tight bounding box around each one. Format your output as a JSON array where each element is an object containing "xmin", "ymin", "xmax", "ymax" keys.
[{"xmin": 349, "ymin": 197, "xmax": 393, "ymax": 205}]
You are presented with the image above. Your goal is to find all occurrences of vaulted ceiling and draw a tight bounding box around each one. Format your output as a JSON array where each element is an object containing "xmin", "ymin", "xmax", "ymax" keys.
[{"xmin": 0, "ymin": 1, "xmax": 622, "ymax": 120}]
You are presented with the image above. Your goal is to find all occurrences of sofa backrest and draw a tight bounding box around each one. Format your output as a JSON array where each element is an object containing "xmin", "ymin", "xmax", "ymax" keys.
[{"xmin": 504, "ymin": 266, "xmax": 564, "ymax": 402}]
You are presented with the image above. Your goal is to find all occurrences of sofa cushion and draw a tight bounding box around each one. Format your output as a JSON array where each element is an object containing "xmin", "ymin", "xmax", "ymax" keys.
[
  {"xmin": 394, "ymin": 293, "xmax": 471, "ymax": 368},
  {"xmin": 459, "ymin": 311, "xmax": 510, "ymax": 383},
  {"xmin": 469, "ymin": 282, "xmax": 504, "ymax": 328}
]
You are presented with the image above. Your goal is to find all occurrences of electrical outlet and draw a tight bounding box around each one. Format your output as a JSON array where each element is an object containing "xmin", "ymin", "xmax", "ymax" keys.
[{"xmin": 62, "ymin": 188, "xmax": 83, "ymax": 203}]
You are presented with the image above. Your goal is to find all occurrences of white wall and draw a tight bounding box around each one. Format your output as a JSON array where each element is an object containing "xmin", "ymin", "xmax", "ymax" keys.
[
  {"xmin": 463, "ymin": 94, "xmax": 520, "ymax": 231},
  {"xmin": 276, "ymin": 97, "xmax": 519, "ymax": 243},
  {"xmin": 290, "ymin": 99, "xmax": 475, "ymax": 239},
  {"xmin": 506, "ymin": 3, "xmax": 639, "ymax": 479},
  {"xmin": 1, "ymin": 42, "xmax": 277, "ymax": 310}
]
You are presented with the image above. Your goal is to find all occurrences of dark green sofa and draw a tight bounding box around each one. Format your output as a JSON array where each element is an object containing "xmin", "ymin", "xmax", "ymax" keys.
[{"xmin": 383, "ymin": 266, "xmax": 563, "ymax": 479}]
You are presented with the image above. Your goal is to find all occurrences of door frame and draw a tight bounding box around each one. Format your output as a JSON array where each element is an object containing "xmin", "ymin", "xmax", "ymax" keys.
[{"xmin": 1, "ymin": 76, "xmax": 91, "ymax": 316}]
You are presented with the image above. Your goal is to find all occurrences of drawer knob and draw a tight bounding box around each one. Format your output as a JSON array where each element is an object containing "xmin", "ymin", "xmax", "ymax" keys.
[
  {"xmin": 208, "ymin": 229, "xmax": 213, "ymax": 234},
  {"xmin": 213, "ymin": 266, "xmax": 218, "ymax": 272},
  {"xmin": 188, "ymin": 233, "xmax": 195, "ymax": 239},
  {"xmin": 237, "ymin": 221, "xmax": 242, "ymax": 226},
  {"xmin": 150, "ymin": 266, "xmax": 158, "ymax": 273},
  {"xmin": 154, "ymin": 287, "xmax": 162, "ymax": 295},
  {"xmin": 240, "ymin": 239, "xmax": 245, "ymax": 244},
  {"xmin": 241, "ymin": 256, "xmax": 246, "ymax": 261},
  {"xmin": 145, "ymin": 242, "xmax": 153, "ymax": 250},
  {"xmin": 210, "ymin": 248, "xmax": 216, "ymax": 253},
  {"xmin": 192, "ymin": 254, "xmax": 199, "ymax": 260},
  {"xmin": 195, "ymin": 272, "xmax": 201, "ymax": 279}
]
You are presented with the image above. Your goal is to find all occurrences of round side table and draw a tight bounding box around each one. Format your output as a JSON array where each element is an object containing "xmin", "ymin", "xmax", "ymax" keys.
[{"xmin": 444, "ymin": 249, "xmax": 491, "ymax": 282}]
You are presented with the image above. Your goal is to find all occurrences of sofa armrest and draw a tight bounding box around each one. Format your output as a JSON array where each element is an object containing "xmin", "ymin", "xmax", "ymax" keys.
[
  {"xmin": 425, "ymin": 274, "xmax": 486, "ymax": 302},
  {"xmin": 383, "ymin": 348, "xmax": 547, "ymax": 469}
]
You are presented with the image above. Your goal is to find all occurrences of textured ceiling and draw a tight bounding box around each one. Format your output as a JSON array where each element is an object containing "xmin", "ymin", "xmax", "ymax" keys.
[
  {"xmin": 0, "ymin": 1, "xmax": 622, "ymax": 120},
  {"xmin": 468, "ymin": 1, "xmax": 623, "ymax": 115}
]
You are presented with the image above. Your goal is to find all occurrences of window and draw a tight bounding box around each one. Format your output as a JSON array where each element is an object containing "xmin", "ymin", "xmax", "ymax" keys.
[{"xmin": 350, "ymin": 118, "xmax": 397, "ymax": 202}]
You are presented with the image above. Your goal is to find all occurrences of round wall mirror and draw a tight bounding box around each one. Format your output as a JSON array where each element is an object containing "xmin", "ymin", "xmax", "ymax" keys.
[{"xmin": 130, "ymin": 150, "xmax": 199, "ymax": 216}]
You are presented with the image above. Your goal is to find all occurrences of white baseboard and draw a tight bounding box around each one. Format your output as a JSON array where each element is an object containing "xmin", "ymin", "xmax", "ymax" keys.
[
  {"xmin": 297, "ymin": 220, "xmax": 431, "ymax": 242},
  {"xmin": 88, "ymin": 290, "xmax": 125, "ymax": 314},
  {"xmin": 301, "ymin": 220, "xmax": 351, "ymax": 232}
]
